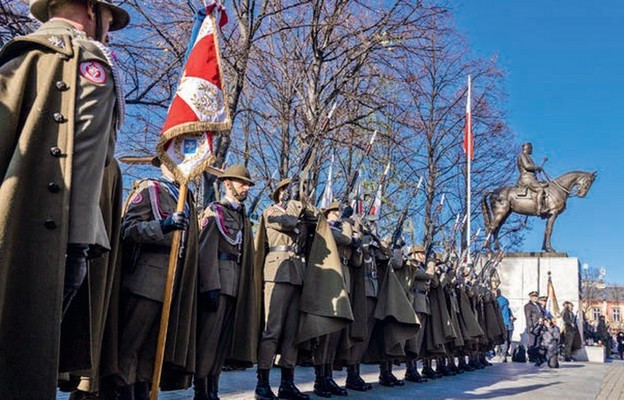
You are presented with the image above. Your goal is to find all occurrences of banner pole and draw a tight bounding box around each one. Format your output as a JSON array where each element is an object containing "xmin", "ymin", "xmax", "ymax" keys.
[{"xmin": 149, "ymin": 182, "xmax": 188, "ymax": 400}]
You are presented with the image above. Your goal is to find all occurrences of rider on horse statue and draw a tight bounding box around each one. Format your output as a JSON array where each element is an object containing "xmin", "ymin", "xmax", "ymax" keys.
[{"xmin": 516, "ymin": 142, "xmax": 548, "ymax": 215}]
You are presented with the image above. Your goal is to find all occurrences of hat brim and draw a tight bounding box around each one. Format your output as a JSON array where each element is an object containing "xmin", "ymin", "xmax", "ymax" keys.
[
  {"xmin": 271, "ymin": 182, "xmax": 290, "ymax": 202},
  {"xmin": 103, "ymin": 3, "xmax": 130, "ymax": 31},
  {"xmin": 219, "ymin": 175, "xmax": 255, "ymax": 186},
  {"xmin": 30, "ymin": 1, "xmax": 129, "ymax": 31}
]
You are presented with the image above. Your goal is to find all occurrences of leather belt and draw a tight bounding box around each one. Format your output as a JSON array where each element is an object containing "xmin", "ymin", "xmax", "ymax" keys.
[
  {"xmin": 269, "ymin": 245, "xmax": 295, "ymax": 253},
  {"xmin": 218, "ymin": 252, "xmax": 239, "ymax": 262}
]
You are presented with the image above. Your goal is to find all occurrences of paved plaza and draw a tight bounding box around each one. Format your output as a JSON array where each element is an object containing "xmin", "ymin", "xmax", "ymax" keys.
[{"xmin": 58, "ymin": 359, "xmax": 623, "ymax": 399}]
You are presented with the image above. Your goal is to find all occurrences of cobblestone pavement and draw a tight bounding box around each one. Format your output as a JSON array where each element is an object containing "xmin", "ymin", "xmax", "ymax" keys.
[
  {"xmin": 596, "ymin": 360, "xmax": 624, "ymax": 400},
  {"xmin": 59, "ymin": 359, "xmax": 622, "ymax": 399}
]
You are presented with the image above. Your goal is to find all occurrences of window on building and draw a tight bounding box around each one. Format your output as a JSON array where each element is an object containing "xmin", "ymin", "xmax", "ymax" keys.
[
  {"xmin": 613, "ymin": 307, "xmax": 621, "ymax": 322},
  {"xmin": 593, "ymin": 307, "xmax": 601, "ymax": 322}
]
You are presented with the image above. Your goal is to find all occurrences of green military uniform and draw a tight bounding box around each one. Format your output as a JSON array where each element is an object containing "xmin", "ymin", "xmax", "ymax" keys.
[
  {"xmin": 343, "ymin": 226, "xmax": 379, "ymax": 391},
  {"xmin": 0, "ymin": 11, "xmax": 127, "ymax": 398},
  {"xmin": 117, "ymin": 177, "xmax": 198, "ymax": 393},
  {"xmin": 254, "ymin": 177, "xmax": 312, "ymax": 400},
  {"xmin": 196, "ymin": 166, "xmax": 261, "ymax": 400},
  {"xmin": 256, "ymin": 195, "xmax": 307, "ymax": 370}
]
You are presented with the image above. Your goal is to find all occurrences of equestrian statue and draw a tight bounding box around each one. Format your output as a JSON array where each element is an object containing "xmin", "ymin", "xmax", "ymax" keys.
[{"xmin": 482, "ymin": 142, "xmax": 596, "ymax": 252}]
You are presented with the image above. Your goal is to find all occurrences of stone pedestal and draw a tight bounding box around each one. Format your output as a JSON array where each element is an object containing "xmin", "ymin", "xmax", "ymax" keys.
[{"xmin": 497, "ymin": 253, "xmax": 581, "ymax": 343}]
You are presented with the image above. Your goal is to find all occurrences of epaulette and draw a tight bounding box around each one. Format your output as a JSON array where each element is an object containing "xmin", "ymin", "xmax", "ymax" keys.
[{"xmin": 0, "ymin": 33, "xmax": 74, "ymax": 64}]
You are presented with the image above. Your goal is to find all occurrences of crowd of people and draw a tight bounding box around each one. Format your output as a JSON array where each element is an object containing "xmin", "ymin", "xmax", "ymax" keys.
[{"xmin": 521, "ymin": 291, "xmax": 582, "ymax": 368}]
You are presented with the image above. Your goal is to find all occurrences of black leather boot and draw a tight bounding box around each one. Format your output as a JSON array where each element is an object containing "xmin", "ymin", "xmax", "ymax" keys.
[
  {"xmin": 448, "ymin": 358, "xmax": 462, "ymax": 375},
  {"xmin": 255, "ymin": 369, "xmax": 277, "ymax": 400},
  {"xmin": 346, "ymin": 364, "xmax": 368, "ymax": 391},
  {"xmin": 194, "ymin": 377, "xmax": 209, "ymax": 400},
  {"xmin": 458, "ymin": 355, "xmax": 475, "ymax": 372},
  {"xmin": 325, "ymin": 364, "xmax": 347, "ymax": 396},
  {"xmin": 278, "ymin": 368, "xmax": 309, "ymax": 400},
  {"xmin": 404, "ymin": 360, "xmax": 427, "ymax": 383},
  {"xmin": 209, "ymin": 375, "xmax": 220, "ymax": 400},
  {"xmin": 481, "ymin": 354, "xmax": 493, "ymax": 366},
  {"xmin": 313, "ymin": 365, "xmax": 331, "ymax": 398}
]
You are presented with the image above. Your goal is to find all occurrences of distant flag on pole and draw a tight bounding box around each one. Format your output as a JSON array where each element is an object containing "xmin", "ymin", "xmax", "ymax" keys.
[
  {"xmin": 369, "ymin": 162, "xmax": 391, "ymax": 220},
  {"xmin": 157, "ymin": 1, "xmax": 231, "ymax": 184},
  {"xmin": 463, "ymin": 75, "xmax": 474, "ymax": 160},
  {"xmin": 319, "ymin": 154, "xmax": 335, "ymax": 209}
]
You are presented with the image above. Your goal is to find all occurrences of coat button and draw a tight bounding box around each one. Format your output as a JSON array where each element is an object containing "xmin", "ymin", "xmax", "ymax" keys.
[
  {"xmin": 55, "ymin": 81, "xmax": 69, "ymax": 91},
  {"xmin": 53, "ymin": 112, "xmax": 66, "ymax": 123},
  {"xmin": 48, "ymin": 182, "xmax": 60, "ymax": 193},
  {"xmin": 49, "ymin": 146, "xmax": 62, "ymax": 157},
  {"xmin": 44, "ymin": 219, "xmax": 57, "ymax": 230}
]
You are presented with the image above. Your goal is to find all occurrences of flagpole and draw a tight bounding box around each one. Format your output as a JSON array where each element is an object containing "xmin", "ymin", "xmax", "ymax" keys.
[
  {"xmin": 466, "ymin": 75, "xmax": 472, "ymax": 265},
  {"xmin": 150, "ymin": 182, "xmax": 188, "ymax": 400}
]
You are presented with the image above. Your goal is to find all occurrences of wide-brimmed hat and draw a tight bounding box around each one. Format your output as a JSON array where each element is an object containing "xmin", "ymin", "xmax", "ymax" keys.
[
  {"xmin": 218, "ymin": 165, "xmax": 255, "ymax": 186},
  {"xmin": 322, "ymin": 201, "xmax": 341, "ymax": 215},
  {"xmin": 30, "ymin": 0, "xmax": 130, "ymax": 31},
  {"xmin": 408, "ymin": 244, "xmax": 425, "ymax": 255},
  {"xmin": 271, "ymin": 178, "xmax": 291, "ymax": 202}
]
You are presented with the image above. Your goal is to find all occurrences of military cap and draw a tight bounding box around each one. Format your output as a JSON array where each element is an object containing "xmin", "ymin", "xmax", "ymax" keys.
[
  {"xmin": 322, "ymin": 201, "xmax": 341, "ymax": 215},
  {"xmin": 30, "ymin": 0, "xmax": 130, "ymax": 31},
  {"xmin": 271, "ymin": 178, "xmax": 291, "ymax": 202},
  {"xmin": 218, "ymin": 165, "xmax": 255, "ymax": 186},
  {"xmin": 538, "ymin": 295, "xmax": 548, "ymax": 301},
  {"xmin": 528, "ymin": 290, "xmax": 539, "ymax": 297},
  {"xmin": 408, "ymin": 244, "xmax": 425, "ymax": 255}
]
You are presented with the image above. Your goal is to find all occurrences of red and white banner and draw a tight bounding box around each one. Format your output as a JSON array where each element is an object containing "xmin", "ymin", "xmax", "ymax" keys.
[
  {"xmin": 157, "ymin": 1, "xmax": 231, "ymax": 183},
  {"xmin": 463, "ymin": 75, "xmax": 474, "ymax": 160},
  {"xmin": 368, "ymin": 163, "xmax": 390, "ymax": 220}
]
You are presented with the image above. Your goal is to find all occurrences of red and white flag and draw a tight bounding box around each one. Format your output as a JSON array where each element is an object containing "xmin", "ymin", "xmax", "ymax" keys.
[
  {"xmin": 369, "ymin": 163, "xmax": 390, "ymax": 220},
  {"xmin": 463, "ymin": 75, "xmax": 474, "ymax": 160},
  {"xmin": 157, "ymin": 1, "xmax": 231, "ymax": 183}
]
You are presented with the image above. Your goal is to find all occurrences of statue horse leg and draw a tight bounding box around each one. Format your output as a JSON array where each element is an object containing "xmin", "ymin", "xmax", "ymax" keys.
[
  {"xmin": 542, "ymin": 212, "xmax": 558, "ymax": 252},
  {"xmin": 488, "ymin": 199, "xmax": 512, "ymax": 251}
]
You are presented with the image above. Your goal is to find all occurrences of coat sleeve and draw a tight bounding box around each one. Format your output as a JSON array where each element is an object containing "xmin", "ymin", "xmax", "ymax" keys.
[
  {"xmin": 197, "ymin": 209, "xmax": 221, "ymax": 293},
  {"xmin": 0, "ymin": 52, "xmax": 29, "ymax": 180},
  {"xmin": 121, "ymin": 187, "xmax": 169, "ymax": 245},
  {"xmin": 264, "ymin": 201, "xmax": 303, "ymax": 232}
]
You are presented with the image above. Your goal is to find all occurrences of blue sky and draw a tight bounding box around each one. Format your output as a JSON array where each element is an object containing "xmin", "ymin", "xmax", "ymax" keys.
[{"xmin": 452, "ymin": 1, "xmax": 624, "ymax": 282}]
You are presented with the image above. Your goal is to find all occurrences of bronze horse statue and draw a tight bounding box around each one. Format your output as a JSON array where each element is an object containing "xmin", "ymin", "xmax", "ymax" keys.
[{"xmin": 482, "ymin": 170, "xmax": 597, "ymax": 252}]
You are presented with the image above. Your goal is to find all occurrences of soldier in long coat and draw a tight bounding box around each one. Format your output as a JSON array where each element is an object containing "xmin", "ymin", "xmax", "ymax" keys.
[
  {"xmin": 254, "ymin": 178, "xmax": 311, "ymax": 400},
  {"xmin": 343, "ymin": 223, "xmax": 381, "ymax": 392},
  {"xmin": 395, "ymin": 244, "xmax": 431, "ymax": 383},
  {"xmin": 0, "ymin": 1, "xmax": 129, "ymax": 398},
  {"xmin": 312, "ymin": 201, "xmax": 355, "ymax": 397},
  {"xmin": 195, "ymin": 165, "xmax": 262, "ymax": 400},
  {"xmin": 524, "ymin": 291, "xmax": 542, "ymax": 352},
  {"xmin": 116, "ymin": 160, "xmax": 198, "ymax": 400}
]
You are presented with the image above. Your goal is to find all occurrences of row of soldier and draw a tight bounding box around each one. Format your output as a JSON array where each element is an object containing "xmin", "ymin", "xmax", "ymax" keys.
[
  {"xmin": 54, "ymin": 159, "xmax": 509, "ymax": 400},
  {"xmin": 0, "ymin": 1, "xmax": 508, "ymax": 398}
]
